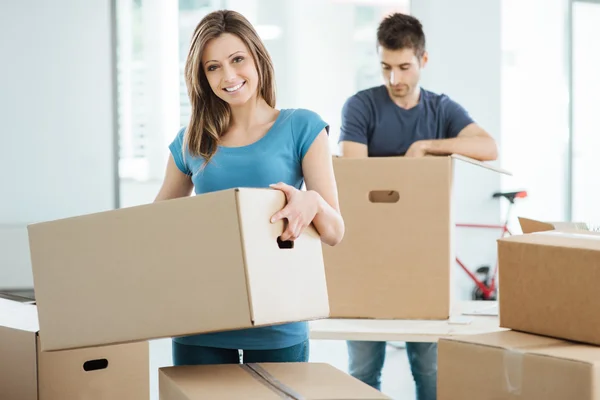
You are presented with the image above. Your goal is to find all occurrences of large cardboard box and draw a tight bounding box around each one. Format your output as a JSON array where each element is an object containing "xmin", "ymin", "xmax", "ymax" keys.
[
  {"xmin": 323, "ymin": 155, "xmax": 509, "ymax": 319},
  {"xmin": 438, "ymin": 331, "xmax": 600, "ymax": 400},
  {"xmin": 159, "ymin": 362, "xmax": 391, "ymax": 399},
  {"xmin": 498, "ymin": 230, "xmax": 600, "ymax": 345},
  {"xmin": 0, "ymin": 298, "xmax": 149, "ymax": 400},
  {"xmin": 28, "ymin": 188, "xmax": 330, "ymax": 351}
]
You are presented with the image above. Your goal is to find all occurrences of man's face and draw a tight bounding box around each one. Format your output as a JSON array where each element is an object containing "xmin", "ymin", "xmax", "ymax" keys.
[{"xmin": 379, "ymin": 46, "xmax": 427, "ymax": 100}]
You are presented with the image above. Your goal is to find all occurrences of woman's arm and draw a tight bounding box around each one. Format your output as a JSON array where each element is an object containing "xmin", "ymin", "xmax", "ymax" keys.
[
  {"xmin": 301, "ymin": 129, "xmax": 345, "ymax": 246},
  {"xmin": 270, "ymin": 129, "xmax": 345, "ymax": 246},
  {"xmin": 154, "ymin": 155, "xmax": 194, "ymax": 202}
]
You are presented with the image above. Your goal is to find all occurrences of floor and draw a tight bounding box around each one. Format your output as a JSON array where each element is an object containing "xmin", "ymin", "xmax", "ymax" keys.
[{"xmin": 149, "ymin": 338, "xmax": 416, "ymax": 400}]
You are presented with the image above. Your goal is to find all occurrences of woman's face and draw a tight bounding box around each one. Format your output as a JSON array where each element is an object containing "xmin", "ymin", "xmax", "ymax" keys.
[{"xmin": 201, "ymin": 33, "xmax": 259, "ymax": 107}]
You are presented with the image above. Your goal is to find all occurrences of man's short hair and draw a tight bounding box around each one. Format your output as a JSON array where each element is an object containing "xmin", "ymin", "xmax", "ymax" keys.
[{"xmin": 377, "ymin": 13, "xmax": 426, "ymax": 58}]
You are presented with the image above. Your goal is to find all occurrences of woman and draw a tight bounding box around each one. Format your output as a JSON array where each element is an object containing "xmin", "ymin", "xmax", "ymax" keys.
[{"xmin": 154, "ymin": 10, "xmax": 344, "ymax": 365}]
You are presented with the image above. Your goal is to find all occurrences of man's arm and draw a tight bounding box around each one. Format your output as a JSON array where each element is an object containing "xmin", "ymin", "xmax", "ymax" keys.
[
  {"xmin": 340, "ymin": 141, "xmax": 368, "ymax": 158},
  {"xmin": 413, "ymin": 123, "xmax": 498, "ymax": 161},
  {"xmin": 338, "ymin": 95, "xmax": 371, "ymax": 158},
  {"xmin": 405, "ymin": 97, "xmax": 498, "ymax": 161}
]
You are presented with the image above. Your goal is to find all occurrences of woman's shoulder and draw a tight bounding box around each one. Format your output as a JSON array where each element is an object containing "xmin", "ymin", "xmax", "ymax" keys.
[
  {"xmin": 275, "ymin": 109, "xmax": 329, "ymax": 161},
  {"xmin": 278, "ymin": 108, "xmax": 328, "ymax": 135},
  {"xmin": 280, "ymin": 108, "xmax": 324, "ymax": 122}
]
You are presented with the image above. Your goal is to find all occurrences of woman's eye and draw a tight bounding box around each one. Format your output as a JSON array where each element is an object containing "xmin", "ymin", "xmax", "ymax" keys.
[
  {"xmin": 233, "ymin": 56, "xmax": 244, "ymax": 63},
  {"xmin": 207, "ymin": 65, "xmax": 217, "ymax": 71}
]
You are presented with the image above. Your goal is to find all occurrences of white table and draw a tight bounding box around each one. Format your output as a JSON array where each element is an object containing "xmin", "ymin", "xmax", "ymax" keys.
[{"xmin": 309, "ymin": 301, "xmax": 505, "ymax": 342}]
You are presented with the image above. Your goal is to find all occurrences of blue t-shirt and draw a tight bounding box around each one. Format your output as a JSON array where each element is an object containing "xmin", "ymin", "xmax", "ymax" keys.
[
  {"xmin": 339, "ymin": 85, "xmax": 474, "ymax": 156},
  {"xmin": 168, "ymin": 108, "xmax": 328, "ymax": 350}
]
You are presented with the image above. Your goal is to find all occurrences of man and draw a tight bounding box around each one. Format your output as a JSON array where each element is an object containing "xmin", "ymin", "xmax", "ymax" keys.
[{"xmin": 339, "ymin": 12, "xmax": 498, "ymax": 400}]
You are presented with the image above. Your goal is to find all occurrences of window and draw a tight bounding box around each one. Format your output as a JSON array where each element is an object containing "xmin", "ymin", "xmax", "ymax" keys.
[{"xmin": 572, "ymin": 0, "xmax": 600, "ymax": 223}]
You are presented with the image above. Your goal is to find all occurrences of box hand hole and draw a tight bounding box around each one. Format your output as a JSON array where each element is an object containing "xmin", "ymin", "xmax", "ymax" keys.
[
  {"xmin": 83, "ymin": 358, "xmax": 109, "ymax": 372},
  {"xmin": 368, "ymin": 190, "xmax": 400, "ymax": 203},
  {"xmin": 277, "ymin": 236, "xmax": 294, "ymax": 249}
]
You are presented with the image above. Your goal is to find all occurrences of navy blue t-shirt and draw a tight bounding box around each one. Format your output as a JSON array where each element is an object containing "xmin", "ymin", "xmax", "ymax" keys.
[{"xmin": 339, "ymin": 85, "xmax": 474, "ymax": 157}]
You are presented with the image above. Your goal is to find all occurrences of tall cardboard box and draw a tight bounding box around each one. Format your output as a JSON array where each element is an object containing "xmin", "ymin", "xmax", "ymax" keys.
[
  {"xmin": 27, "ymin": 188, "xmax": 330, "ymax": 351},
  {"xmin": 498, "ymin": 230, "xmax": 600, "ymax": 345},
  {"xmin": 0, "ymin": 298, "xmax": 150, "ymax": 400},
  {"xmin": 323, "ymin": 155, "xmax": 509, "ymax": 319},
  {"xmin": 438, "ymin": 331, "xmax": 600, "ymax": 400},
  {"xmin": 159, "ymin": 362, "xmax": 391, "ymax": 399}
]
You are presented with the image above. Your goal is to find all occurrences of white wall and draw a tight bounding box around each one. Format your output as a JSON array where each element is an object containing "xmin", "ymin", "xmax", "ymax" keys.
[
  {"xmin": 0, "ymin": 0, "xmax": 117, "ymax": 289},
  {"xmin": 500, "ymin": 0, "xmax": 570, "ymax": 225},
  {"xmin": 411, "ymin": 0, "xmax": 503, "ymax": 300}
]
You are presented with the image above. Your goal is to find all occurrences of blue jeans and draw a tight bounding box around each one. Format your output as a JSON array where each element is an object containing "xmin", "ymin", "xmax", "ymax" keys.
[
  {"xmin": 347, "ymin": 341, "xmax": 437, "ymax": 400},
  {"xmin": 172, "ymin": 339, "xmax": 310, "ymax": 365}
]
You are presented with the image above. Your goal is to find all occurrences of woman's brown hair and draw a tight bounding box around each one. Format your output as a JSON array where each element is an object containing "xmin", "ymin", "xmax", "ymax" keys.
[{"xmin": 183, "ymin": 10, "xmax": 276, "ymax": 165}]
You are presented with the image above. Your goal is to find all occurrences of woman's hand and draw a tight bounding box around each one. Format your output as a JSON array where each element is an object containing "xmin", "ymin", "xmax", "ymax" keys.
[{"xmin": 269, "ymin": 182, "xmax": 319, "ymax": 242}]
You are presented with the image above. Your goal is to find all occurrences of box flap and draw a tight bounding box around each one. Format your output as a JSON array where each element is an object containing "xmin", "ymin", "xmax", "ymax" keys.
[
  {"xmin": 443, "ymin": 331, "xmax": 600, "ymax": 365},
  {"xmin": 0, "ymin": 298, "xmax": 39, "ymax": 332},
  {"xmin": 159, "ymin": 364, "xmax": 283, "ymax": 400},
  {"xmin": 518, "ymin": 217, "xmax": 591, "ymax": 233},
  {"xmin": 450, "ymin": 154, "xmax": 512, "ymax": 175},
  {"xmin": 235, "ymin": 188, "xmax": 329, "ymax": 325},
  {"xmin": 254, "ymin": 362, "xmax": 391, "ymax": 399},
  {"xmin": 0, "ymin": 291, "xmax": 36, "ymax": 303},
  {"xmin": 445, "ymin": 330, "xmax": 563, "ymax": 350},
  {"xmin": 499, "ymin": 230, "xmax": 600, "ymax": 251}
]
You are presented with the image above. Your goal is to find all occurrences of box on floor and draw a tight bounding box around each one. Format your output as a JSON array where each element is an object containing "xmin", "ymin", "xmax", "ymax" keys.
[
  {"xmin": 498, "ymin": 224, "xmax": 600, "ymax": 345},
  {"xmin": 27, "ymin": 188, "xmax": 330, "ymax": 351},
  {"xmin": 159, "ymin": 362, "xmax": 391, "ymax": 400},
  {"xmin": 323, "ymin": 154, "xmax": 510, "ymax": 320},
  {"xmin": 0, "ymin": 298, "xmax": 149, "ymax": 400},
  {"xmin": 438, "ymin": 330, "xmax": 600, "ymax": 400}
]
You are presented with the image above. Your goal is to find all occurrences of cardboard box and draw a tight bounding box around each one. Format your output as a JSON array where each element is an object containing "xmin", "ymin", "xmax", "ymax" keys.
[
  {"xmin": 498, "ymin": 230, "xmax": 600, "ymax": 345},
  {"xmin": 0, "ymin": 298, "xmax": 149, "ymax": 400},
  {"xmin": 159, "ymin": 362, "xmax": 391, "ymax": 399},
  {"xmin": 323, "ymin": 154, "xmax": 509, "ymax": 319},
  {"xmin": 438, "ymin": 330, "xmax": 600, "ymax": 400},
  {"xmin": 518, "ymin": 216, "xmax": 594, "ymax": 234},
  {"xmin": 28, "ymin": 188, "xmax": 330, "ymax": 351}
]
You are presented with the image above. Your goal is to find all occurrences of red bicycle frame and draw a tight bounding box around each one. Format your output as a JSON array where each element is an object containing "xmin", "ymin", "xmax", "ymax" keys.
[{"xmin": 455, "ymin": 191, "xmax": 525, "ymax": 300}]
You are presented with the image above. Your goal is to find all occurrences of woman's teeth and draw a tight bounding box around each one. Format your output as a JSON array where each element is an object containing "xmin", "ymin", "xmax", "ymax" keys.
[{"xmin": 224, "ymin": 82, "xmax": 245, "ymax": 92}]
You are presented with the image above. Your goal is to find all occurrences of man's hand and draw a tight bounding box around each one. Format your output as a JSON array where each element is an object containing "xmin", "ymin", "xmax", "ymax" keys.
[{"xmin": 404, "ymin": 140, "xmax": 430, "ymax": 157}]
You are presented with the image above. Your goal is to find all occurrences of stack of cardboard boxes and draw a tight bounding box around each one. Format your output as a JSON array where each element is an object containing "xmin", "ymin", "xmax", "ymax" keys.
[
  {"xmin": 2, "ymin": 187, "xmax": 390, "ymax": 399},
  {"xmin": 7, "ymin": 153, "xmax": 593, "ymax": 398},
  {"xmin": 437, "ymin": 217, "xmax": 600, "ymax": 399}
]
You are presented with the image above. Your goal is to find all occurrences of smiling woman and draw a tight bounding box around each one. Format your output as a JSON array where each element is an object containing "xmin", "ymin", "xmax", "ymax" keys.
[{"xmin": 152, "ymin": 9, "xmax": 345, "ymax": 368}]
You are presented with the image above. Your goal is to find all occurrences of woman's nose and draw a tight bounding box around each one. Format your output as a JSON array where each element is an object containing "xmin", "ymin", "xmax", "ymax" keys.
[{"xmin": 222, "ymin": 64, "xmax": 236, "ymax": 82}]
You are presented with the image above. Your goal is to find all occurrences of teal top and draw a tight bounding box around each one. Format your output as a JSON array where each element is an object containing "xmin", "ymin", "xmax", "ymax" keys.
[{"xmin": 169, "ymin": 108, "xmax": 328, "ymax": 350}]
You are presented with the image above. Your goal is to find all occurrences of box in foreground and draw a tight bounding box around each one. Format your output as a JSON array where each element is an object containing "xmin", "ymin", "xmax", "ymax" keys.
[
  {"xmin": 28, "ymin": 188, "xmax": 330, "ymax": 351},
  {"xmin": 0, "ymin": 298, "xmax": 149, "ymax": 400},
  {"xmin": 498, "ymin": 230, "xmax": 600, "ymax": 345},
  {"xmin": 159, "ymin": 362, "xmax": 391, "ymax": 399},
  {"xmin": 438, "ymin": 330, "xmax": 600, "ymax": 400}
]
